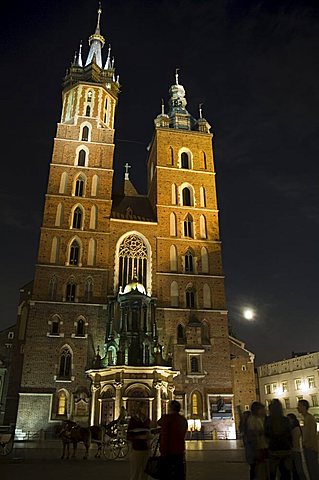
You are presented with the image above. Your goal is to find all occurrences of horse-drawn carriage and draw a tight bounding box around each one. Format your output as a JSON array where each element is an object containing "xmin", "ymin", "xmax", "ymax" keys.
[
  {"xmin": 59, "ymin": 419, "xmax": 130, "ymax": 460},
  {"xmin": 0, "ymin": 425, "xmax": 14, "ymax": 456}
]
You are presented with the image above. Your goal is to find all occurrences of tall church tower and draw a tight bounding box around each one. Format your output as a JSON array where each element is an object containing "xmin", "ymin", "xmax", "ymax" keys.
[{"xmin": 15, "ymin": 7, "xmax": 255, "ymax": 437}]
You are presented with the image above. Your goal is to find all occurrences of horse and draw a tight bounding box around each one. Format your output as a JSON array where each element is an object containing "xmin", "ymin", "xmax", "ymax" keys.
[{"xmin": 58, "ymin": 420, "xmax": 91, "ymax": 460}]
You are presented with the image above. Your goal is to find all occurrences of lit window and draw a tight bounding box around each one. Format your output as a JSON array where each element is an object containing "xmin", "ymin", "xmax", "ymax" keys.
[
  {"xmin": 58, "ymin": 391, "xmax": 67, "ymax": 416},
  {"xmin": 192, "ymin": 393, "xmax": 198, "ymax": 415},
  {"xmin": 311, "ymin": 394, "xmax": 318, "ymax": 406},
  {"xmin": 265, "ymin": 384, "xmax": 271, "ymax": 395},
  {"xmin": 87, "ymin": 91, "xmax": 93, "ymax": 102},
  {"xmin": 308, "ymin": 376, "xmax": 315, "ymax": 389},
  {"xmin": 295, "ymin": 379, "xmax": 302, "ymax": 390},
  {"xmin": 282, "ymin": 381, "xmax": 288, "ymax": 392},
  {"xmin": 271, "ymin": 383, "xmax": 277, "ymax": 393},
  {"xmin": 284, "ymin": 398, "xmax": 290, "ymax": 409}
]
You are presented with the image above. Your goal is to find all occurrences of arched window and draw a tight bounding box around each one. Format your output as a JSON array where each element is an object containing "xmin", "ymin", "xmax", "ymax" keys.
[
  {"xmin": 201, "ymin": 247, "xmax": 209, "ymax": 273},
  {"xmin": 50, "ymin": 237, "xmax": 59, "ymax": 264},
  {"xmin": 185, "ymin": 250, "xmax": 194, "ymax": 273},
  {"xmin": 170, "ymin": 245, "xmax": 177, "ymax": 272},
  {"xmin": 181, "ymin": 152, "xmax": 190, "ymax": 169},
  {"xmin": 49, "ymin": 276, "xmax": 57, "ymax": 300},
  {"xmin": 59, "ymin": 347, "xmax": 72, "ymax": 378},
  {"xmin": 55, "ymin": 203, "xmax": 63, "ymax": 227},
  {"xmin": 183, "ymin": 215, "xmax": 193, "ymax": 238},
  {"xmin": 170, "ymin": 212, "xmax": 177, "ymax": 236},
  {"xmin": 88, "ymin": 238, "xmax": 96, "ymax": 266},
  {"xmin": 191, "ymin": 391, "xmax": 203, "ymax": 417},
  {"xmin": 81, "ymin": 126, "xmax": 89, "ymax": 141},
  {"xmin": 59, "ymin": 172, "xmax": 68, "ymax": 194},
  {"xmin": 66, "ymin": 282, "xmax": 76, "ymax": 302},
  {"xmin": 89, "ymin": 205, "xmax": 97, "ymax": 229},
  {"xmin": 186, "ymin": 289, "xmax": 195, "ymax": 308},
  {"xmin": 76, "ymin": 319, "xmax": 85, "ymax": 336},
  {"xmin": 200, "ymin": 187, "xmax": 206, "ymax": 207},
  {"xmin": 69, "ymin": 240, "xmax": 80, "ymax": 265},
  {"xmin": 78, "ymin": 149, "xmax": 86, "ymax": 167},
  {"xmin": 107, "ymin": 346, "xmax": 116, "ymax": 366},
  {"xmin": 75, "ymin": 177, "xmax": 85, "ymax": 197},
  {"xmin": 182, "ymin": 187, "xmax": 192, "ymax": 206},
  {"xmin": 57, "ymin": 391, "xmax": 67, "ymax": 416},
  {"xmin": 85, "ymin": 277, "xmax": 93, "ymax": 301},
  {"xmin": 91, "ymin": 175, "xmax": 99, "ymax": 196},
  {"xmin": 118, "ymin": 234, "xmax": 148, "ymax": 291},
  {"xmin": 72, "ymin": 207, "xmax": 83, "ymax": 229},
  {"xmin": 190, "ymin": 356, "xmax": 199, "ymax": 373},
  {"xmin": 85, "ymin": 105, "xmax": 91, "ymax": 117},
  {"xmin": 203, "ymin": 284, "xmax": 211, "ymax": 308},
  {"xmin": 51, "ymin": 318, "xmax": 60, "ymax": 335},
  {"xmin": 87, "ymin": 90, "xmax": 93, "ymax": 102},
  {"xmin": 177, "ymin": 324, "xmax": 185, "ymax": 343},
  {"xmin": 171, "ymin": 184, "xmax": 177, "ymax": 205},
  {"xmin": 200, "ymin": 215, "xmax": 207, "ymax": 239},
  {"xmin": 170, "ymin": 281, "xmax": 179, "ymax": 307}
]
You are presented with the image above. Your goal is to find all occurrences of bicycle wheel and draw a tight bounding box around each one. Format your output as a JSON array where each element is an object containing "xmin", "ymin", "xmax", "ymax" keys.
[
  {"xmin": 103, "ymin": 440, "xmax": 120, "ymax": 460},
  {"xmin": 117, "ymin": 440, "xmax": 129, "ymax": 459}
]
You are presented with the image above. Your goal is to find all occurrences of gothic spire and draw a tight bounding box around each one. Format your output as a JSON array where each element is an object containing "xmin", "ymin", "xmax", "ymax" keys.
[
  {"xmin": 77, "ymin": 41, "xmax": 83, "ymax": 67},
  {"xmin": 104, "ymin": 44, "xmax": 112, "ymax": 70},
  {"xmin": 85, "ymin": 3, "xmax": 105, "ymax": 69}
]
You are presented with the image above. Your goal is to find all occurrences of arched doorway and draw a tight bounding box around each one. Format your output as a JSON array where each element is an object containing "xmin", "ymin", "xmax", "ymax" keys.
[
  {"xmin": 100, "ymin": 388, "xmax": 115, "ymax": 424},
  {"xmin": 126, "ymin": 386, "xmax": 150, "ymax": 417}
]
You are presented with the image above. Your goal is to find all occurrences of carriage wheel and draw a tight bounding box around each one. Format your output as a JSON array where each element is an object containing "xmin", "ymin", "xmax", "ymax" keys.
[
  {"xmin": 102, "ymin": 440, "xmax": 120, "ymax": 460},
  {"xmin": 0, "ymin": 438, "xmax": 14, "ymax": 456},
  {"xmin": 117, "ymin": 440, "xmax": 129, "ymax": 459}
]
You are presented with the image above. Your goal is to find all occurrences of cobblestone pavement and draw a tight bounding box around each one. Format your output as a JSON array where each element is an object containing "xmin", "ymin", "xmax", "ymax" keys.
[{"xmin": 1, "ymin": 440, "xmax": 249, "ymax": 480}]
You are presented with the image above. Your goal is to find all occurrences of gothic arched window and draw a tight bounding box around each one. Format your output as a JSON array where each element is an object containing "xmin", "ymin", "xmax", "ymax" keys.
[
  {"xmin": 78, "ymin": 149, "xmax": 86, "ymax": 167},
  {"xmin": 181, "ymin": 152, "xmax": 190, "ymax": 169},
  {"xmin": 58, "ymin": 391, "xmax": 67, "ymax": 416},
  {"xmin": 185, "ymin": 250, "xmax": 194, "ymax": 273},
  {"xmin": 186, "ymin": 289, "xmax": 195, "ymax": 308},
  {"xmin": 49, "ymin": 276, "xmax": 57, "ymax": 300},
  {"xmin": 200, "ymin": 215, "xmax": 207, "ymax": 239},
  {"xmin": 51, "ymin": 319, "xmax": 60, "ymax": 335},
  {"xmin": 84, "ymin": 277, "xmax": 93, "ymax": 301},
  {"xmin": 201, "ymin": 247, "xmax": 209, "ymax": 273},
  {"xmin": 170, "ymin": 212, "xmax": 177, "ymax": 236},
  {"xmin": 66, "ymin": 282, "xmax": 76, "ymax": 302},
  {"xmin": 183, "ymin": 214, "xmax": 193, "ymax": 238},
  {"xmin": 76, "ymin": 319, "xmax": 85, "ymax": 336},
  {"xmin": 190, "ymin": 356, "xmax": 199, "ymax": 373},
  {"xmin": 82, "ymin": 126, "xmax": 89, "ymax": 141},
  {"xmin": 118, "ymin": 234, "xmax": 148, "ymax": 291},
  {"xmin": 170, "ymin": 245, "xmax": 178, "ymax": 272},
  {"xmin": 182, "ymin": 187, "xmax": 192, "ymax": 206},
  {"xmin": 85, "ymin": 105, "xmax": 91, "ymax": 117},
  {"xmin": 87, "ymin": 90, "xmax": 93, "ymax": 102},
  {"xmin": 75, "ymin": 178, "xmax": 85, "ymax": 197},
  {"xmin": 69, "ymin": 240, "xmax": 80, "ymax": 265},
  {"xmin": 191, "ymin": 391, "xmax": 203, "ymax": 417},
  {"xmin": 59, "ymin": 348, "xmax": 72, "ymax": 378},
  {"xmin": 200, "ymin": 187, "xmax": 206, "ymax": 207},
  {"xmin": 72, "ymin": 207, "xmax": 83, "ymax": 229},
  {"xmin": 170, "ymin": 281, "xmax": 179, "ymax": 307}
]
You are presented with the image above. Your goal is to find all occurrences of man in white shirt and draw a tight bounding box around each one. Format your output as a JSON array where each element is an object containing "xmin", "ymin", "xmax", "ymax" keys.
[{"xmin": 298, "ymin": 399, "xmax": 319, "ymax": 480}]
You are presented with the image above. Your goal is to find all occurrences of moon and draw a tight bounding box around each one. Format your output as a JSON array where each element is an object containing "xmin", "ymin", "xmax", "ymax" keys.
[{"xmin": 243, "ymin": 308, "xmax": 255, "ymax": 320}]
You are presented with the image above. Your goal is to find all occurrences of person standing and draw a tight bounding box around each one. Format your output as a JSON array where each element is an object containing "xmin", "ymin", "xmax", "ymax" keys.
[
  {"xmin": 297, "ymin": 399, "xmax": 319, "ymax": 480},
  {"xmin": 127, "ymin": 402, "xmax": 151, "ymax": 480},
  {"xmin": 287, "ymin": 413, "xmax": 307, "ymax": 480},
  {"xmin": 265, "ymin": 399, "xmax": 292, "ymax": 480},
  {"xmin": 157, "ymin": 400, "xmax": 188, "ymax": 480},
  {"xmin": 245, "ymin": 402, "xmax": 268, "ymax": 480}
]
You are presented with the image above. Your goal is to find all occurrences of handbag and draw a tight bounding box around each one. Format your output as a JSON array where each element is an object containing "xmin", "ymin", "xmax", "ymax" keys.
[{"xmin": 145, "ymin": 435, "xmax": 164, "ymax": 479}]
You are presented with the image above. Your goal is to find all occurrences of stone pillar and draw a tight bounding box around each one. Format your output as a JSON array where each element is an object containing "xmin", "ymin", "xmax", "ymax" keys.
[
  {"xmin": 90, "ymin": 385, "xmax": 100, "ymax": 426},
  {"xmin": 149, "ymin": 397, "xmax": 154, "ymax": 420},
  {"xmin": 154, "ymin": 381, "xmax": 162, "ymax": 420},
  {"xmin": 168, "ymin": 384, "xmax": 175, "ymax": 401},
  {"xmin": 114, "ymin": 382, "xmax": 123, "ymax": 419}
]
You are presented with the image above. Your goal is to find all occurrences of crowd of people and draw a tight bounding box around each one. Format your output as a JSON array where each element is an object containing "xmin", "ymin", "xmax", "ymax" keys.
[{"xmin": 240, "ymin": 399, "xmax": 319, "ymax": 480}]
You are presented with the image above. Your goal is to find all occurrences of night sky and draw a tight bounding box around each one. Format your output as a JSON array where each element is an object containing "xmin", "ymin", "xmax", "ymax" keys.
[{"xmin": 1, "ymin": 0, "xmax": 319, "ymax": 364}]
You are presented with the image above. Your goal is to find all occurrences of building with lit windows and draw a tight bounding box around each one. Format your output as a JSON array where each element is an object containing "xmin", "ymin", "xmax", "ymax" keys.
[
  {"xmin": 6, "ymin": 6, "xmax": 255, "ymax": 438},
  {"xmin": 258, "ymin": 352, "xmax": 319, "ymax": 422}
]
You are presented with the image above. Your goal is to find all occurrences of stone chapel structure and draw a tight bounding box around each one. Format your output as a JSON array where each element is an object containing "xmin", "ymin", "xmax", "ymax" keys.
[{"xmin": 11, "ymin": 6, "xmax": 256, "ymax": 438}]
